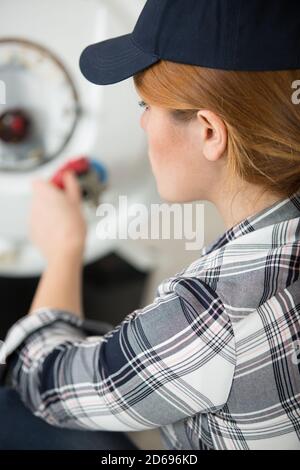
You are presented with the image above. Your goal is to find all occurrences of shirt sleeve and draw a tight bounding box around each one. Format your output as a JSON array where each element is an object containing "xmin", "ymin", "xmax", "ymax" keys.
[{"xmin": 2, "ymin": 277, "xmax": 236, "ymax": 432}]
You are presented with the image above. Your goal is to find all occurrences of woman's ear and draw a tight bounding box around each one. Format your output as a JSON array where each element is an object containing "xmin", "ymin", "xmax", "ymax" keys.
[{"xmin": 196, "ymin": 110, "xmax": 227, "ymax": 162}]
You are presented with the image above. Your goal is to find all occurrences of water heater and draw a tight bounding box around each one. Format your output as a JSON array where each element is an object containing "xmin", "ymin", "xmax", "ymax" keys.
[{"xmin": 0, "ymin": 0, "xmax": 159, "ymax": 276}]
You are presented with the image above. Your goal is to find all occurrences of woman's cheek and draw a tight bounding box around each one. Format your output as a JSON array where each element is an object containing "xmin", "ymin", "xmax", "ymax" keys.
[{"xmin": 149, "ymin": 127, "xmax": 171, "ymax": 161}]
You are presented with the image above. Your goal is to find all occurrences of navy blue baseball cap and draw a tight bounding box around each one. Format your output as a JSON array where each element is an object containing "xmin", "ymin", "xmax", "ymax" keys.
[{"xmin": 80, "ymin": 0, "xmax": 300, "ymax": 86}]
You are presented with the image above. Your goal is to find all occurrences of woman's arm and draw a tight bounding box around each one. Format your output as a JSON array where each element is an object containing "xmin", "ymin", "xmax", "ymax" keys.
[
  {"xmin": 29, "ymin": 250, "xmax": 83, "ymax": 318},
  {"xmin": 28, "ymin": 172, "xmax": 86, "ymax": 318},
  {"xmin": 5, "ymin": 277, "xmax": 236, "ymax": 432},
  {"xmin": 4, "ymin": 171, "xmax": 235, "ymax": 433}
]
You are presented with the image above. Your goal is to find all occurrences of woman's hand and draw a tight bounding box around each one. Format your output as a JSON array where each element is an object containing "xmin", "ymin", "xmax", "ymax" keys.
[{"xmin": 30, "ymin": 171, "xmax": 87, "ymax": 263}]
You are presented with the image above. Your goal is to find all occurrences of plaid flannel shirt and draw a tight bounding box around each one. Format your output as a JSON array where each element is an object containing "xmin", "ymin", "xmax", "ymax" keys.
[{"xmin": 1, "ymin": 190, "xmax": 300, "ymax": 450}]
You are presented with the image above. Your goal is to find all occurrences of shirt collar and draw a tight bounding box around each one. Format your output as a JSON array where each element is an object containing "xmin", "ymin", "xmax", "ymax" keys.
[{"xmin": 202, "ymin": 189, "xmax": 300, "ymax": 256}]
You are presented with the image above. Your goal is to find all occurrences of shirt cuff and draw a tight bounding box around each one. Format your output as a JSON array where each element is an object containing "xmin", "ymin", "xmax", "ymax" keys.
[{"xmin": 1, "ymin": 308, "xmax": 84, "ymax": 370}]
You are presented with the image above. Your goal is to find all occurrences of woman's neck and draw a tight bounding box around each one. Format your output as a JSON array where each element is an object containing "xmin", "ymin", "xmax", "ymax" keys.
[{"xmin": 212, "ymin": 183, "xmax": 285, "ymax": 231}]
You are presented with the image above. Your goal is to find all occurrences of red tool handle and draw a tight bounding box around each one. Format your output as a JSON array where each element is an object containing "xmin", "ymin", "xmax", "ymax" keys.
[{"xmin": 51, "ymin": 157, "xmax": 90, "ymax": 189}]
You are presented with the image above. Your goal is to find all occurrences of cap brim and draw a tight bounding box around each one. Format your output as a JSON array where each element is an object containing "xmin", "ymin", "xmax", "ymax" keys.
[{"xmin": 79, "ymin": 33, "xmax": 160, "ymax": 85}]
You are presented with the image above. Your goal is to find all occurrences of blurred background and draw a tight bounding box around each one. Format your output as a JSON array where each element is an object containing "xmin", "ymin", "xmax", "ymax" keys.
[{"xmin": 0, "ymin": 0, "xmax": 225, "ymax": 449}]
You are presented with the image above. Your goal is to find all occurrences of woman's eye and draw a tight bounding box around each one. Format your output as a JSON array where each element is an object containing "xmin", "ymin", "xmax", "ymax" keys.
[{"xmin": 138, "ymin": 100, "xmax": 149, "ymax": 111}]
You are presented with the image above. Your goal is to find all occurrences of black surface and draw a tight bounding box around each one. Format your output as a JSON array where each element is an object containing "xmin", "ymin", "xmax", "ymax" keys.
[{"xmin": 0, "ymin": 252, "xmax": 149, "ymax": 339}]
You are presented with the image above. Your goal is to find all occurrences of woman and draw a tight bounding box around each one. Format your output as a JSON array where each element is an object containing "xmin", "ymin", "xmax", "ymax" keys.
[{"xmin": 1, "ymin": 0, "xmax": 300, "ymax": 450}]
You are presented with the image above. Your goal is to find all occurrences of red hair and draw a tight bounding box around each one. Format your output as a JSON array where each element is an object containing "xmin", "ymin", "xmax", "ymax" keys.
[{"xmin": 134, "ymin": 61, "xmax": 300, "ymax": 198}]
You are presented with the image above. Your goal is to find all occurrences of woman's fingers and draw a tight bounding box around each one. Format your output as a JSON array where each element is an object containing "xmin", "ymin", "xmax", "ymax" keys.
[
  {"xmin": 31, "ymin": 174, "xmax": 82, "ymax": 205},
  {"xmin": 32, "ymin": 178, "xmax": 61, "ymax": 199},
  {"xmin": 32, "ymin": 178, "xmax": 48, "ymax": 193},
  {"xmin": 63, "ymin": 171, "xmax": 82, "ymax": 204},
  {"xmin": 29, "ymin": 173, "xmax": 86, "ymax": 261}
]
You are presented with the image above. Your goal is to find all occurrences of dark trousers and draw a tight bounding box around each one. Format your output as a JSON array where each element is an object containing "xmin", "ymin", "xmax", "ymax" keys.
[{"xmin": 0, "ymin": 387, "xmax": 139, "ymax": 450}]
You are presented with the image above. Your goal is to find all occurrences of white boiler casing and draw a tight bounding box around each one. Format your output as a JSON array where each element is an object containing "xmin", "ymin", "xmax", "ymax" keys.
[{"xmin": 0, "ymin": 0, "xmax": 160, "ymax": 276}]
